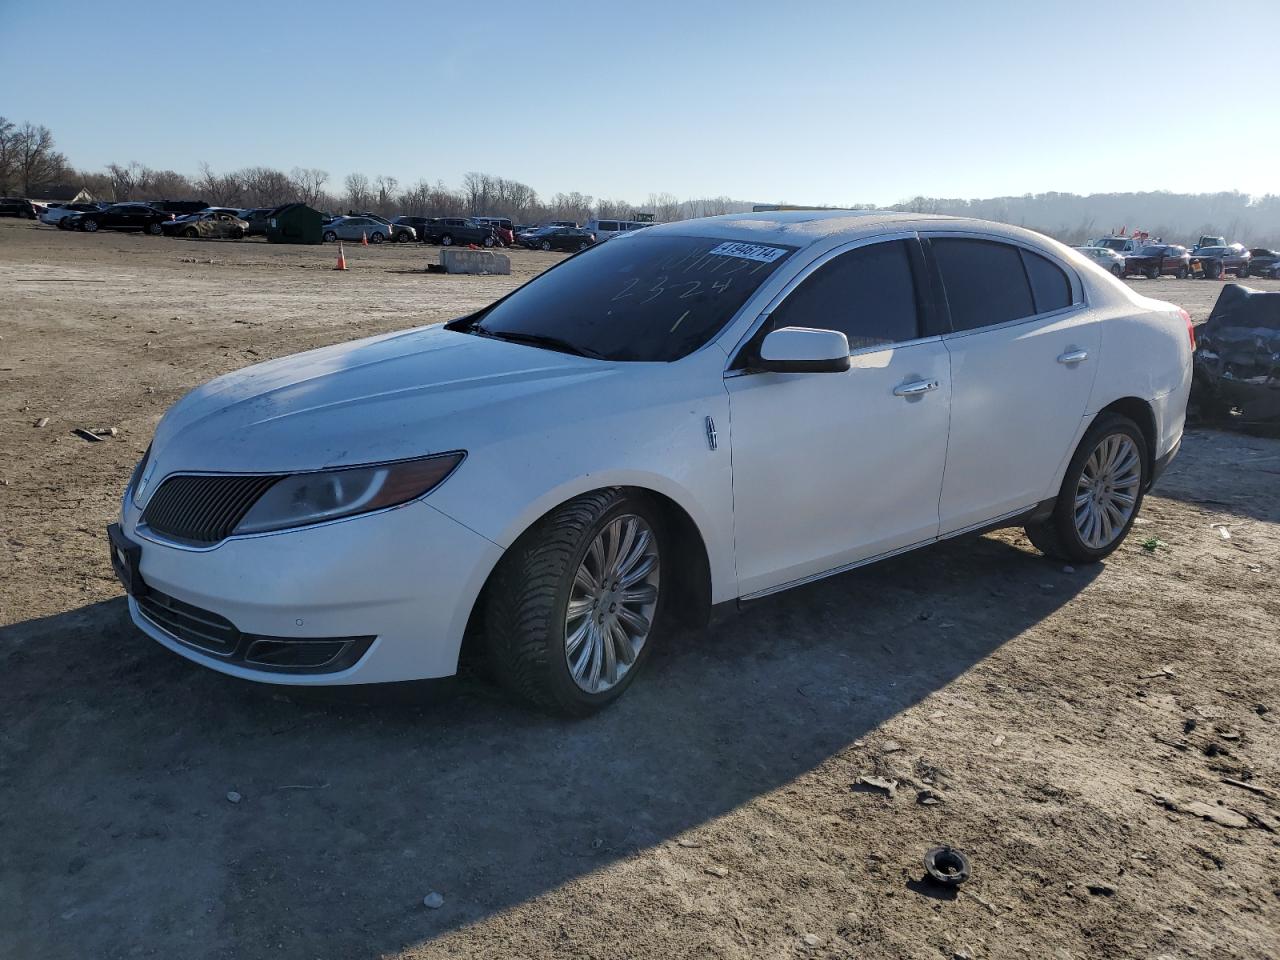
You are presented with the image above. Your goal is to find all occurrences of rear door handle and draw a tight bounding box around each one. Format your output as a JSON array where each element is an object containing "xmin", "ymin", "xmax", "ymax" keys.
[
  {"xmin": 1057, "ymin": 349, "xmax": 1089, "ymax": 365},
  {"xmin": 893, "ymin": 379, "xmax": 940, "ymax": 398}
]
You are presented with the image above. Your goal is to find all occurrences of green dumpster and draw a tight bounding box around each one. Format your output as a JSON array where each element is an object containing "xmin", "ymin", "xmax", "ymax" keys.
[{"xmin": 264, "ymin": 203, "xmax": 323, "ymax": 244}]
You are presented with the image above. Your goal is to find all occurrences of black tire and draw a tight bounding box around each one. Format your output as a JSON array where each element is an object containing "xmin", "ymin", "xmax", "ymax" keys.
[
  {"xmin": 578, "ymin": 241, "xmax": 589, "ymax": 251},
  {"xmin": 1145, "ymin": 267, "xmax": 1159, "ymax": 280},
  {"xmin": 182, "ymin": 227, "xmax": 198, "ymax": 239},
  {"xmin": 441, "ymin": 234, "xmax": 454, "ymax": 246},
  {"xmin": 1176, "ymin": 266, "xmax": 1188, "ymax": 279},
  {"xmin": 541, "ymin": 240, "xmax": 552, "ymax": 251},
  {"xmin": 370, "ymin": 231, "xmax": 385, "ymax": 244},
  {"xmin": 1237, "ymin": 265, "xmax": 1248, "ymax": 279},
  {"xmin": 323, "ymin": 230, "xmax": 337, "ymax": 242},
  {"xmin": 147, "ymin": 222, "xmax": 163, "ymax": 235},
  {"xmin": 1025, "ymin": 412, "xmax": 1148, "ymax": 564},
  {"xmin": 232, "ymin": 227, "xmax": 244, "ymax": 239},
  {"xmin": 1111, "ymin": 264, "xmax": 1123, "ymax": 277},
  {"xmin": 483, "ymin": 235, "xmax": 495, "ymax": 247},
  {"xmin": 82, "ymin": 219, "xmax": 99, "ymax": 233},
  {"xmin": 395, "ymin": 231, "xmax": 410, "ymax": 243},
  {"xmin": 483, "ymin": 489, "xmax": 668, "ymax": 716}
]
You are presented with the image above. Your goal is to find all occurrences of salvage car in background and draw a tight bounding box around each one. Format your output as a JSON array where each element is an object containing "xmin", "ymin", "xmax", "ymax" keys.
[
  {"xmin": 1123, "ymin": 244, "xmax": 1191, "ymax": 279},
  {"xmin": 239, "ymin": 208, "xmax": 275, "ymax": 236},
  {"xmin": 0, "ymin": 196, "xmax": 40, "ymax": 218},
  {"xmin": 41, "ymin": 201, "xmax": 106, "ymax": 226},
  {"xmin": 321, "ymin": 216, "xmax": 391, "ymax": 243},
  {"xmin": 1192, "ymin": 244, "xmax": 1250, "ymax": 279},
  {"xmin": 1191, "ymin": 284, "xmax": 1280, "ymax": 424},
  {"xmin": 160, "ymin": 210, "xmax": 249, "ymax": 239},
  {"xmin": 1074, "ymin": 245, "xmax": 1126, "ymax": 276},
  {"xmin": 1244, "ymin": 248, "xmax": 1280, "ymax": 279},
  {"xmin": 109, "ymin": 211, "xmax": 1192, "ymax": 715},
  {"xmin": 420, "ymin": 217, "xmax": 495, "ymax": 246},
  {"xmin": 65, "ymin": 203, "xmax": 174, "ymax": 234},
  {"xmin": 523, "ymin": 225, "xmax": 595, "ymax": 251}
]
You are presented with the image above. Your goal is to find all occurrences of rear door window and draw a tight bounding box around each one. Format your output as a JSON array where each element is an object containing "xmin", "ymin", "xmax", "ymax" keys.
[
  {"xmin": 930, "ymin": 238, "xmax": 1035, "ymax": 332},
  {"xmin": 1020, "ymin": 249, "xmax": 1073, "ymax": 314},
  {"xmin": 768, "ymin": 240, "xmax": 921, "ymax": 351}
]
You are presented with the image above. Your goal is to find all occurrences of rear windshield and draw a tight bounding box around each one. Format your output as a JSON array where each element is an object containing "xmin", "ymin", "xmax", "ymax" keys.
[
  {"xmin": 1096, "ymin": 238, "xmax": 1128, "ymax": 250},
  {"xmin": 472, "ymin": 234, "xmax": 795, "ymax": 362}
]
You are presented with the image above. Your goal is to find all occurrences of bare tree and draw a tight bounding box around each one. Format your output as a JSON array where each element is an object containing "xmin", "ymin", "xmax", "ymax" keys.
[
  {"xmin": 343, "ymin": 172, "xmax": 372, "ymax": 211},
  {"xmin": 14, "ymin": 123, "xmax": 69, "ymax": 194},
  {"xmin": 0, "ymin": 117, "xmax": 16, "ymax": 194},
  {"xmin": 646, "ymin": 192, "xmax": 682, "ymax": 223},
  {"xmin": 195, "ymin": 163, "xmax": 244, "ymax": 206},
  {"xmin": 597, "ymin": 198, "xmax": 636, "ymax": 220},
  {"xmin": 373, "ymin": 174, "xmax": 399, "ymax": 214},
  {"xmin": 291, "ymin": 167, "xmax": 329, "ymax": 207}
]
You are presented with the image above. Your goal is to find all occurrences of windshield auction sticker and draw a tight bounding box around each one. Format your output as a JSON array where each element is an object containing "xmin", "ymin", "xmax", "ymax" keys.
[{"xmin": 709, "ymin": 241, "xmax": 789, "ymax": 264}]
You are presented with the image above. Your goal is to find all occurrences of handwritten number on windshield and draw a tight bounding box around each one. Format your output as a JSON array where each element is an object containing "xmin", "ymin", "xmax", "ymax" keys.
[{"xmin": 638, "ymin": 276, "xmax": 668, "ymax": 305}]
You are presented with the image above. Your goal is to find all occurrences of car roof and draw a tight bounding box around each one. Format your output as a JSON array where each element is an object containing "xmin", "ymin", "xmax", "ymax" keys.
[{"xmin": 642, "ymin": 209, "xmax": 983, "ymax": 248}]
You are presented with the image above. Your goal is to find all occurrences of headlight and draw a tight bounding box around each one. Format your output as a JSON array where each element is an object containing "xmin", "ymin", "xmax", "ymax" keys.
[{"xmin": 232, "ymin": 452, "xmax": 464, "ymax": 535}]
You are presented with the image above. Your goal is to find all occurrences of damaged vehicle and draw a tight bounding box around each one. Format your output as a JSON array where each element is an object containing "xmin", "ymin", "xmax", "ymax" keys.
[
  {"xmin": 160, "ymin": 210, "xmax": 249, "ymax": 239},
  {"xmin": 1192, "ymin": 284, "xmax": 1280, "ymax": 424},
  {"xmin": 107, "ymin": 211, "xmax": 1192, "ymax": 715}
]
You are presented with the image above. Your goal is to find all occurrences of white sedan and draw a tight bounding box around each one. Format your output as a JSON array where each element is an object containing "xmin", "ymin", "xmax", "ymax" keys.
[
  {"xmin": 110, "ymin": 211, "xmax": 1192, "ymax": 714},
  {"xmin": 1074, "ymin": 245, "xmax": 1127, "ymax": 277}
]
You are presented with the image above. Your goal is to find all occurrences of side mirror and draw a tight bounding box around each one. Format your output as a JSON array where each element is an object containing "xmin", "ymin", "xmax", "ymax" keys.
[{"xmin": 758, "ymin": 326, "xmax": 851, "ymax": 373}]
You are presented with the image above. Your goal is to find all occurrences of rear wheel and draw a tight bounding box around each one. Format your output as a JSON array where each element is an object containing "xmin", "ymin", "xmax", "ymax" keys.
[
  {"xmin": 483, "ymin": 235, "xmax": 495, "ymax": 247},
  {"xmin": 1176, "ymin": 266, "xmax": 1188, "ymax": 279},
  {"xmin": 396, "ymin": 231, "xmax": 410, "ymax": 243},
  {"xmin": 1145, "ymin": 267, "xmax": 1159, "ymax": 280},
  {"xmin": 484, "ymin": 489, "xmax": 666, "ymax": 716},
  {"xmin": 182, "ymin": 227, "xmax": 198, "ymax": 239},
  {"xmin": 441, "ymin": 234, "xmax": 454, "ymax": 246},
  {"xmin": 541, "ymin": 240, "xmax": 552, "ymax": 251},
  {"xmin": 1025, "ymin": 413, "xmax": 1147, "ymax": 563},
  {"xmin": 231, "ymin": 227, "xmax": 245, "ymax": 239},
  {"xmin": 370, "ymin": 231, "xmax": 384, "ymax": 244},
  {"xmin": 147, "ymin": 222, "xmax": 163, "ymax": 235},
  {"xmin": 1237, "ymin": 265, "xmax": 1249, "ymax": 279},
  {"xmin": 1111, "ymin": 263, "xmax": 1123, "ymax": 277},
  {"xmin": 83, "ymin": 219, "xmax": 99, "ymax": 233}
]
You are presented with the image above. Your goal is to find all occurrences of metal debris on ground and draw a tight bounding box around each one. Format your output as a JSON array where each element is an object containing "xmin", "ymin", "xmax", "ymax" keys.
[
  {"xmin": 923, "ymin": 845, "xmax": 971, "ymax": 886},
  {"xmin": 33, "ymin": 417, "xmax": 49, "ymax": 428},
  {"xmin": 855, "ymin": 776, "xmax": 898, "ymax": 798}
]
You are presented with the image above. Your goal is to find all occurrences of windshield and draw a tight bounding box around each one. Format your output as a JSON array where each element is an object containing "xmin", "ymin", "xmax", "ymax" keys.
[
  {"xmin": 1137, "ymin": 246, "xmax": 1165, "ymax": 255},
  {"xmin": 1097, "ymin": 238, "xmax": 1129, "ymax": 251},
  {"xmin": 1198, "ymin": 247, "xmax": 1228, "ymax": 256},
  {"xmin": 470, "ymin": 234, "xmax": 795, "ymax": 362}
]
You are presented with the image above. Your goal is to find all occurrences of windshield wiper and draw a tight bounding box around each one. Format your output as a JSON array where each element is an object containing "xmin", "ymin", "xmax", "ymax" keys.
[{"xmin": 470, "ymin": 327, "xmax": 606, "ymax": 360}]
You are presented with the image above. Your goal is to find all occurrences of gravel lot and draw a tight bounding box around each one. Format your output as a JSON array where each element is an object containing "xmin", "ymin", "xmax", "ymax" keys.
[{"xmin": 1, "ymin": 219, "xmax": 1278, "ymax": 960}]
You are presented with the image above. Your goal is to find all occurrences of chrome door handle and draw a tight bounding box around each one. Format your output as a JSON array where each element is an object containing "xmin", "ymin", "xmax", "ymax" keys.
[
  {"xmin": 893, "ymin": 379, "xmax": 940, "ymax": 398},
  {"xmin": 1057, "ymin": 349, "xmax": 1089, "ymax": 365}
]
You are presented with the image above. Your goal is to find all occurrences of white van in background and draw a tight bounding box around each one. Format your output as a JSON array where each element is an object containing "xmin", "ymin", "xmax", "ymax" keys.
[{"xmin": 583, "ymin": 218, "xmax": 655, "ymax": 241}]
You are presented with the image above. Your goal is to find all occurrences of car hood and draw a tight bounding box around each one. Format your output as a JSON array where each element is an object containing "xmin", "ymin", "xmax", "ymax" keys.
[{"xmin": 148, "ymin": 324, "xmax": 618, "ymax": 475}]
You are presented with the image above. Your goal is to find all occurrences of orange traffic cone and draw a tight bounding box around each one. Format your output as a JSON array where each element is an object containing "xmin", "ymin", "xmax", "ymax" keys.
[
  {"xmin": 361, "ymin": 231, "xmax": 369, "ymax": 247},
  {"xmin": 334, "ymin": 243, "xmax": 347, "ymax": 271}
]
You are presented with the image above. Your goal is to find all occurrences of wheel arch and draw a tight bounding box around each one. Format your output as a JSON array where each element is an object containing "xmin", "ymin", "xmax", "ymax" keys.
[
  {"xmin": 456, "ymin": 483, "xmax": 716, "ymax": 670},
  {"xmin": 1093, "ymin": 396, "xmax": 1157, "ymax": 488}
]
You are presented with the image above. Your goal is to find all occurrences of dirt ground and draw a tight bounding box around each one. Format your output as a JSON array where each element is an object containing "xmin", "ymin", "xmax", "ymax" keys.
[{"xmin": 1, "ymin": 218, "xmax": 1278, "ymax": 960}]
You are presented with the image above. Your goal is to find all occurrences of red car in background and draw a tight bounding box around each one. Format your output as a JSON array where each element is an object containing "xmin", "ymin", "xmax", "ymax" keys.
[{"xmin": 1124, "ymin": 244, "xmax": 1191, "ymax": 279}]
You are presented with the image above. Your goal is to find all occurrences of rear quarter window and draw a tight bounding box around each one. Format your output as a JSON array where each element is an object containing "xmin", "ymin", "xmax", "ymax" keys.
[
  {"xmin": 931, "ymin": 238, "xmax": 1036, "ymax": 332},
  {"xmin": 1020, "ymin": 249, "xmax": 1073, "ymax": 314}
]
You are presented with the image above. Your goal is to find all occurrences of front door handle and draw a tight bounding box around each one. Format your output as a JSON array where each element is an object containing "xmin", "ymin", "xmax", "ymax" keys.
[
  {"xmin": 893, "ymin": 378, "xmax": 940, "ymax": 398},
  {"xmin": 1057, "ymin": 349, "xmax": 1089, "ymax": 365}
]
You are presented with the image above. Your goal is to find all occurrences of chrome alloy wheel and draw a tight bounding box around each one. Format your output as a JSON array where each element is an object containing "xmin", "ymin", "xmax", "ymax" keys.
[
  {"xmin": 564, "ymin": 514, "xmax": 660, "ymax": 694},
  {"xmin": 1074, "ymin": 434, "xmax": 1141, "ymax": 549}
]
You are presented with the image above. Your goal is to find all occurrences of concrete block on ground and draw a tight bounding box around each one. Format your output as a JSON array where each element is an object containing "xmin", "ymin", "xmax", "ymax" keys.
[{"xmin": 439, "ymin": 249, "xmax": 511, "ymax": 275}]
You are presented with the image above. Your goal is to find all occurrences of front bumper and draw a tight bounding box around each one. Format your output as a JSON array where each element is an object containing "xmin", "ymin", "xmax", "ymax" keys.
[{"xmin": 119, "ymin": 498, "xmax": 503, "ymax": 685}]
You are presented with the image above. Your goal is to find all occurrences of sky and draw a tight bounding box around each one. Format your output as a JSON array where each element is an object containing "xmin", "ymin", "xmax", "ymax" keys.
[{"xmin": 2, "ymin": 0, "xmax": 1278, "ymax": 206}]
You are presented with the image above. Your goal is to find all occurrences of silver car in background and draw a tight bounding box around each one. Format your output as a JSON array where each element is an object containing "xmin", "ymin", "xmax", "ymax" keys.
[{"xmin": 1074, "ymin": 245, "xmax": 1126, "ymax": 277}]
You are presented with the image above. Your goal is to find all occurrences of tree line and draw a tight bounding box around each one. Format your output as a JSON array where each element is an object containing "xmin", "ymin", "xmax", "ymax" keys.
[{"xmin": 2, "ymin": 115, "xmax": 1277, "ymax": 243}]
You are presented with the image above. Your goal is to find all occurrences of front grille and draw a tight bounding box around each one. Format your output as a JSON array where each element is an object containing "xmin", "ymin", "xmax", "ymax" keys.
[
  {"xmin": 137, "ymin": 590, "xmax": 238, "ymax": 655},
  {"xmin": 136, "ymin": 587, "xmax": 375, "ymax": 673},
  {"xmin": 141, "ymin": 474, "xmax": 281, "ymax": 545}
]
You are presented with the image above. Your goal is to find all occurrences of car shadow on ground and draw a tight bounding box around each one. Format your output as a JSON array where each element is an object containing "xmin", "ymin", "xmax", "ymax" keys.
[
  {"xmin": 1150, "ymin": 427, "xmax": 1280, "ymax": 524},
  {"xmin": 0, "ymin": 532, "xmax": 1095, "ymax": 959}
]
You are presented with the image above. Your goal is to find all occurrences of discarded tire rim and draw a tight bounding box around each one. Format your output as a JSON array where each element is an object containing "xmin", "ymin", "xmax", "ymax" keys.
[{"xmin": 923, "ymin": 846, "xmax": 971, "ymax": 886}]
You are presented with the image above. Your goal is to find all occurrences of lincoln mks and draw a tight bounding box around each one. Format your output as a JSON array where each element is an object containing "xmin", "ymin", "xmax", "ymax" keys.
[{"xmin": 110, "ymin": 211, "xmax": 1193, "ymax": 714}]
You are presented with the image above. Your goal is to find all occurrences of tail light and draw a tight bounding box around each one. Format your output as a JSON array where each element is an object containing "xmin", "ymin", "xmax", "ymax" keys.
[{"xmin": 1178, "ymin": 307, "xmax": 1195, "ymax": 351}]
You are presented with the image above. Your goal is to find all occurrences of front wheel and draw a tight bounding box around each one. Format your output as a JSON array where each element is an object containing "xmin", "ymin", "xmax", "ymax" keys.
[
  {"xmin": 370, "ymin": 231, "xmax": 384, "ymax": 244},
  {"xmin": 83, "ymin": 219, "xmax": 99, "ymax": 233},
  {"xmin": 148, "ymin": 222, "xmax": 163, "ymax": 235},
  {"xmin": 483, "ymin": 235, "xmax": 495, "ymax": 247},
  {"xmin": 1025, "ymin": 413, "xmax": 1147, "ymax": 564},
  {"xmin": 441, "ymin": 234, "xmax": 454, "ymax": 246},
  {"xmin": 484, "ymin": 490, "xmax": 666, "ymax": 716},
  {"xmin": 396, "ymin": 231, "xmax": 410, "ymax": 243},
  {"xmin": 182, "ymin": 227, "xmax": 198, "ymax": 239},
  {"xmin": 541, "ymin": 240, "xmax": 552, "ymax": 251},
  {"xmin": 1237, "ymin": 266, "xmax": 1248, "ymax": 279},
  {"xmin": 1111, "ymin": 264, "xmax": 1123, "ymax": 277},
  {"xmin": 323, "ymin": 231, "xmax": 337, "ymax": 242},
  {"xmin": 1146, "ymin": 267, "xmax": 1159, "ymax": 280},
  {"xmin": 1176, "ymin": 266, "xmax": 1188, "ymax": 279}
]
